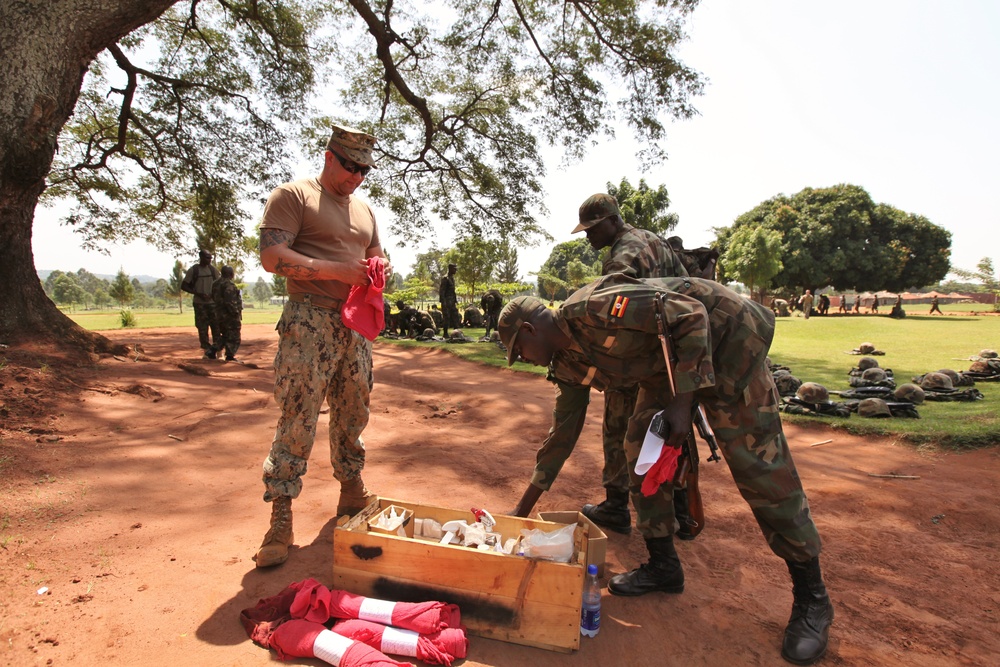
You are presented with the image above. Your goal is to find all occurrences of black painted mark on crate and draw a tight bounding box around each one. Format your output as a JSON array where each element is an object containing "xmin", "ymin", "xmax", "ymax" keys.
[
  {"xmin": 350, "ymin": 544, "xmax": 384, "ymax": 560},
  {"xmin": 371, "ymin": 577, "xmax": 517, "ymax": 626}
]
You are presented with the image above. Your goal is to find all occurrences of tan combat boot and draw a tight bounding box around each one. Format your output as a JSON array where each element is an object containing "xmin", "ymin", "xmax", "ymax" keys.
[
  {"xmin": 253, "ymin": 497, "xmax": 293, "ymax": 568},
  {"xmin": 337, "ymin": 476, "xmax": 376, "ymax": 517}
]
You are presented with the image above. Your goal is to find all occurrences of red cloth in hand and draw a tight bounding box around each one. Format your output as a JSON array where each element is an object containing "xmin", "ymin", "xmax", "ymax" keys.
[
  {"xmin": 270, "ymin": 619, "xmax": 413, "ymax": 666},
  {"xmin": 290, "ymin": 579, "xmax": 461, "ymax": 634},
  {"xmin": 640, "ymin": 443, "xmax": 682, "ymax": 497},
  {"xmin": 239, "ymin": 579, "xmax": 310, "ymax": 648},
  {"xmin": 332, "ymin": 618, "xmax": 469, "ymax": 667},
  {"xmin": 342, "ymin": 257, "xmax": 387, "ymax": 341}
]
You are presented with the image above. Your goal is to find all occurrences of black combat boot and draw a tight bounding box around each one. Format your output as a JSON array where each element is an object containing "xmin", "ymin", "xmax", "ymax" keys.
[
  {"xmin": 781, "ymin": 558, "xmax": 834, "ymax": 665},
  {"xmin": 608, "ymin": 536, "xmax": 684, "ymax": 596},
  {"xmin": 581, "ymin": 488, "xmax": 631, "ymax": 534},
  {"xmin": 673, "ymin": 487, "xmax": 697, "ymax": 541}
]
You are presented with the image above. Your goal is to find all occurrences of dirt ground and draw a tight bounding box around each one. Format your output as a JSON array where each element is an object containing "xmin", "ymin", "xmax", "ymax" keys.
[{"xmin": 1, "ymin": 324, "xmax": 997, "ymax": 667}]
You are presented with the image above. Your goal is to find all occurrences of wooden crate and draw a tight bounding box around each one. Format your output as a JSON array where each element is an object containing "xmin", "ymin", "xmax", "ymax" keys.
[{"xmin": 333, "ymin": 497, "xmax": 591, "ymax": 653}]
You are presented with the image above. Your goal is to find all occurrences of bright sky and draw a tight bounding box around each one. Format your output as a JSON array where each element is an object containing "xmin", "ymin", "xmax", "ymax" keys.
[{"xmin": 33, "ymin": 0, "xmax": 1000, "ymax": 283}]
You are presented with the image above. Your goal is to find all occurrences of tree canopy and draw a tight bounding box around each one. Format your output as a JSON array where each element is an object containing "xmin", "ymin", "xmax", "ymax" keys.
[
  {"xmin": 607, "ymin": 176, "xmax": 680, "ymax": 236},
  {"xmin": 0, "ymin": 0, "xmax": 705, "ymax": 347},
  {"xmin": 715, "ymin": 184, "xmax": 952, "ymax": 294},
  {"xmin": 534, "ymin": 238, "xmax": 601, "ymax": 300}
]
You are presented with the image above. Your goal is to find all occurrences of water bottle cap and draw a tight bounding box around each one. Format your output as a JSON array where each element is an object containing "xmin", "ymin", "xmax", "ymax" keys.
[{"xmin": 587, "ymin": 564, "xmax": 598, "ymax": 575}]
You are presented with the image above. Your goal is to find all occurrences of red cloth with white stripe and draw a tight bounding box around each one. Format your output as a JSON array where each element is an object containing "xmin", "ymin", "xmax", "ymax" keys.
[
  {"xmin": 341, "ymin": 257, "xmax": 386, "ymax": 340},
  {"xmin": 332, "ymin": 618, "xmax": 468, "ymax": 667},
  {"xmin": 290, "ymin": 579, "xmax": 461, "ymax": 635},
  {"xmin": 269, "ymin": 619, "xmax": 413, "ymax": 666}
]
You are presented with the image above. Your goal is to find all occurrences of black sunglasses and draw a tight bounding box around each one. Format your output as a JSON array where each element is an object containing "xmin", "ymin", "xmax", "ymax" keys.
[{"xmin": 330, "ymin": 150, "xmax": 372, "ymax": 177}]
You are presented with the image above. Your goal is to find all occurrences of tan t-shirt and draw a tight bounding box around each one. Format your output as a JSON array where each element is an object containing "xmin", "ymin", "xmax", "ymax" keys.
[{"xmin": 259, "ymin": 177, "xmax": 380, "ymax": 301}]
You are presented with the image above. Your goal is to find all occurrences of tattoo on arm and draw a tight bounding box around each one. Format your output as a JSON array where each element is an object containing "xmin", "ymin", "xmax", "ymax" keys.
[
  {"xmin": 275, "ymin": 258, "xmax": 321, "ymax": 280},
  {"xmin": 260, "ymin": 229, "xmax": 296, "ymax": 250}
]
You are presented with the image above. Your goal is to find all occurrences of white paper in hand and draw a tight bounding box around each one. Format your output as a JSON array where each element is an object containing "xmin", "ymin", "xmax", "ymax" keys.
[{"xmin": 635, "ymin": 410, "xmax": 666, "ymax": 476}]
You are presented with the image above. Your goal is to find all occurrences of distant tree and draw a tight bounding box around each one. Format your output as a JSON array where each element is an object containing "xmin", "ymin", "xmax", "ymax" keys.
[
  {"xmin": 410, "ymin": 247, "xmax": 449, "ymax": 292},
  {"xmin": 494, "ymin": 242, "xmax": 521, "ymax": 284},
  {"xmin": 165, "ymin": 261, "xmax": 185, "ymax": 313},
  {"xmin": 109, "ymin": 269, "xmax": 135, "ymax": 307},
  {"xmin": 720, "ymin": 226, "xmax": 784, "ymax": 303},
  {"xmin": 565, "ymin": 258, "xmax": 599, "ymax": 293},
  {"xmin": 536, "ymin": 239, "xmax": 601, "ymax": 301},
  {"xmin": 93, "ymin": 288, "xmax": 111, "ymax": 309},
  {"xmin": 271, "ymin": 275, "xmax": 287, "ymax": 303},
  {"xmin": 607, "ymin": 177, "xmax": 679, "ymax": 236},
  {"xmin": 43, "ymin": 270, "xmax": 66, "ymax": 297},
  {"xmin": 52, "ymin": 274, "xmax": 87, "ymax": 309},
  {"xmin": 252, "ymin": 277, "xmax": 273, "ymax": 307},
  {"xmin": 534, "ymin": 272, "xmax": 570, "ymax": 305},
  {"xmin": 715, "ymin": 184, "xmax": 952, "ymax": 294},
  {"xmin": 951, "ymin": 257, "xmax": 998, "ymax": 292},
  {"xmin": 449, "ymin": 237, "xmax": 496, "ymax": 301}
]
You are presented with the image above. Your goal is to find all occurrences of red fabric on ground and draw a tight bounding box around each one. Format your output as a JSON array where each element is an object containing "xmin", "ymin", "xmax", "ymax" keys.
[
  {"xmin": 269, "ymin": 620, "xmax": 413, "ymax": 666},
  {"xmin": 640, "ymin": 445, "xmax": 682, "ymax": 497},
  {"xmin": 238, "ymin": 579, "xmax": 307, "ymax": 648},
  {"xmin": 342, "ymin": 257, "xmax": 387, "ymax": 340},
  {"xmin": 332, "ymin": 618, "xmax": 469, "ymax": 666},
  {"xmin": 290, "ymin": 578, "xmax": 461, "ymax": 634}
]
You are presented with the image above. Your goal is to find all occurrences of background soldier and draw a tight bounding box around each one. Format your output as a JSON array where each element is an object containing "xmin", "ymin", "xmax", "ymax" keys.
[
  {"xmin": 929, "ymin": 296, "xmax": 943, "ymax": 315},
  {"xmin": 439, "ymin": 263, "xmax": 461, "ymax": 336},
  {"xmin": 181, "ymin": 249, "xmax": 221, "ymax": 358},
  {"xmin": 211, "ymin": 265, "xmax": 243, "ymax": 361},
  {"xmin": 480, "ymin": 289, "xmax": 503, "ymax": 338}
]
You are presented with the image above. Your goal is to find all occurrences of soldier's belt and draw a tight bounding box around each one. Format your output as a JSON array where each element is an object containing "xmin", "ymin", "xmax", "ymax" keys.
[{"xmin": 288, "ymin": 293, "xmax": 345, "ymax": 310}]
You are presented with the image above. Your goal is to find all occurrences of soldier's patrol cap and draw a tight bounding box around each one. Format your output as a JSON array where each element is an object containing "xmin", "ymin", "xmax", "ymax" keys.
[
  {"xmin": 327, "ymin": 124, "xmax": 378, "ymax": 167},
  {"xmin": 448, "ymin": 263, "xmax": 457, "ymax": 270},
  {"xmin": 573, "ymin": 193, "xmax": 620, "ymax": 233},
  {"xmin": 498, "ymin": 296, "xmax": 548, "ymax": 366}
]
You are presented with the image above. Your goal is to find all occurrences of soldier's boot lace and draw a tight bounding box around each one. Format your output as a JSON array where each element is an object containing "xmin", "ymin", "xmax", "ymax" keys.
[
  {"xmin": 672, "ymin": 487, "xmax": 698, "ymax": 541},
  {"xmin": 781, "ymin": 557, "xmax": 834, "ymax": 665},
  {"xmin": 608, "ymin": 536, "xmax": 684, "ymax": 596},
  {"xmin": 337, "ymin": 476, "xmax": 377, "ymax": 517},
  {"xmin": 581, "ymin": 487, "xmax": 632, "ymax": 534},
  {"xmin": 254, "ymin": 497, "xmax": 293, "ymax": 568}
]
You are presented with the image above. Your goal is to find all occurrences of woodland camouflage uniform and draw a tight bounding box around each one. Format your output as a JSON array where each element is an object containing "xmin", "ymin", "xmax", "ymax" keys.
[
  {"xmin": 532, "ymin": 222, "xmax": 688, "ymax": 500},
  {"xmin": 211, "ymin": 272, "xmax": 243, "ymax": 360},
  {"xmin": 541, "ymin": 273, "xmax": 822, "ymax": 561}
]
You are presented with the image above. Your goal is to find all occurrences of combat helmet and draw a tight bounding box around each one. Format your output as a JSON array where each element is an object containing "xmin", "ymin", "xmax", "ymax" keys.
[
  {"xmin": 796, "ymin": 382, "xmax": 830, "ymax": 404},
  {"xmin": 920, "ymin": 372, "xmax": 954, "ymax": 392},
  {"xmin": 774, "ymin": 372, "xmax": 803, "ymax": 396},
  {"xmin": 969, "ymin": 360, "xmax": 990, "ymax": 373},
  {"xmin": 935, "ymin": 369, "xmax": 961, "ymax": 385},
  {"xmin": 858, "ymin": 342, "xmax": 876, "ymax": 354},
  {"xmin": 489, "ymin": 331, "xmax": 501, "ymax": 342},
  {"xmin": 980, "ymin": 349, "xmax": 998, "ymax": 359},
  {"xmin": 893, "ymin": 383, "xmax": 926, "ymax": 405},
  {"xmin": 449, "ymin": 330, "xmax": 466, "ymax": 341},
  {"xmin": 858, "ymin": 397, "xmax": 892, "ymax": 418},
  {"xmin": 861, "ymin": 367, "xmax": 887, "ymax": 383},
  {"xmin": 422, "ymin": 327, "xmax": 435, "ymax": 338},
  {"xmin": 857, "ymin": 357, "xmax": 880, "ymax": 371}
]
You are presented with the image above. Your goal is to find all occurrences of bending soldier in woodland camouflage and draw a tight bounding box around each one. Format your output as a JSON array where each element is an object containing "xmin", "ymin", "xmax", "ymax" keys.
[
  {"xmin": 211, "ymin": 265, "xmax": 243, "ymax": 362},
  {"xmin": 499, "ymin": 273, "xmax": 833, "ymax": 666},
  {"xmin": 480, "ymin": 289, "xmax": 504, "ymax": 338},
  {"xmin": 510, "ymin": 193, "xmax": 697, "ymax": 541}
]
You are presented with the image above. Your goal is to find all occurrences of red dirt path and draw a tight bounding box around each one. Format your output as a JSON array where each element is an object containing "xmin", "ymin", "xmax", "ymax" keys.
[{"xmin": 0, "ymin": 324, "xmax": 997, "ymax": 666}]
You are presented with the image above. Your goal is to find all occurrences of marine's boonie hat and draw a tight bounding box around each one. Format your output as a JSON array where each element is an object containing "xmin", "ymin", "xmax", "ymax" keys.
[
  {"xmin": 497, "ymin": 296, "xmax": 548, "ymax": 366},
  {"xmin": 573, "ymin": 193, "xmax": 620, "ymax": 233},
  {"xmin": 327, "ymin": 124, "xmax": 378, "ymax": 167}
]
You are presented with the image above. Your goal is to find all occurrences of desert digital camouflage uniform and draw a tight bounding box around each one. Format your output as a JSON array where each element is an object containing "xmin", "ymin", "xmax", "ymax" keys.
[
  {"xmin": 263, "ymin": 300, "xmax": 373, "ymax": 501},
  {"xmin": 531, "ymin": 224, "xmax": 689, "ymax": 496},
  {"xmin": 211, "ymin": 274, "xmax": 243, "ymax": 359},
  {"xmin": 545, "ymin": 273, "xmax": 821, "ymax": 562}
]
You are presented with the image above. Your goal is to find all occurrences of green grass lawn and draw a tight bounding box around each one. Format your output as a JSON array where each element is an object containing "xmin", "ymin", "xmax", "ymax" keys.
[{"xmin": 69, "ymin": 306, "xmax": 999, "ymax": 448}]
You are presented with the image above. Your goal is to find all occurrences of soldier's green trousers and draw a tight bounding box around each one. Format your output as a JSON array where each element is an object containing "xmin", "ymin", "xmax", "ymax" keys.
[
  {"xmin": 627, "ymin": 369, "xmax": 822, "ymax": 562},
  {"xmin": 262, "ymin": 300, "xmax": 373, "ymax": 502},
  {"xmin": 529, "ymin": 381, "xmax": 632, "ymax": 495},
  {"xmin": 193, "ymin": 302, "xmax": 219, "ymax": 352}
]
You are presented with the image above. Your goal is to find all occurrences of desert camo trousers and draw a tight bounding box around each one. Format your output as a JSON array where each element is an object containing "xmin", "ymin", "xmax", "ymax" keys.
[
  {"xmin": 262, "ymin": 300, "xmax": 373, "ymax": 502},
  {"xmin": 626, "ymin": 370, "xmax": 822, "ymax": 562}
]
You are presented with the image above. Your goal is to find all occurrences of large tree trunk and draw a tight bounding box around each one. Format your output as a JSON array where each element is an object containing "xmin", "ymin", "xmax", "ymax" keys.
[{"xmin": 0, "ymin": 0, "xmax": 176, "ymax": 351}]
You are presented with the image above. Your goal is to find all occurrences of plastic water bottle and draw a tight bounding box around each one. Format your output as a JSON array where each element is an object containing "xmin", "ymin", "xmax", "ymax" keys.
[{"xmin": 580, "ymin": 563, "xmax": 601, "ymax": 637}]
